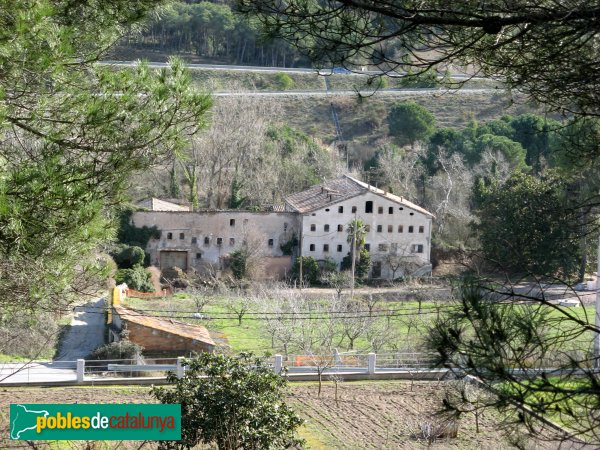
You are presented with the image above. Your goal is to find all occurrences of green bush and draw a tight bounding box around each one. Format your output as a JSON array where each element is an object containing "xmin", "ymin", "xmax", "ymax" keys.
[
  {"xmin": 275, "ymin": 72, "xmax": 295, "ymax": 90},
  {"xmin": 340, "ymin": 249, "xmax": 371, "ymax": 279},
  {"xmin": 115, "ymin": 266, "xmax": 154, "ymax": 292},
  {"xmin": 111, "ymin": 244, "xmax": 146, "ymax": 269},
  {"xmin": 291, "ymin": 256, "xmax": 320, "ymax": 285},
  {"xmin": 230, "ymin": 249, "xmax": 248, "ymax": 279}
]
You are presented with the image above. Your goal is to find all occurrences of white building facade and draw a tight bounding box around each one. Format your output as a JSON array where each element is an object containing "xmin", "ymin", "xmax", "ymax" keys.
[{"xmin": 132, "ymin": 175, "xmax": 434, "ymax": 280}]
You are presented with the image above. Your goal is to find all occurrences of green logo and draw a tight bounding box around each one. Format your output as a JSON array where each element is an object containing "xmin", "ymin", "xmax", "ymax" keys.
[{"xmin": 10, "ymin": 404, "xmax": 181, "ymax": 440}]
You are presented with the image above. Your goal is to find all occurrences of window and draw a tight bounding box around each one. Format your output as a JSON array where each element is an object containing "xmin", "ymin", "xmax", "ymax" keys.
[
  {"xmin": 284, "ymin": 222, "xmax": 288, "ymax": 231},
  {"xmin": 324, "ymin": 224, "xmax": 330, "ymax": 232},
  {"xmin": 419, "ymin": 225, "xmax": 425, "ymax": 233},
  {"xmin": 243, "ymin": 219, "xmax": 249, "ymax": 225},
  {"xmin": 230, "ymin": 238, "xmax": 235, "ymax": 246},
  {"xmin": 391, "ymin": 243, "xmax": 398, "ymax": 253},
  {"xmin": 378, "ymin": 206, "xmax": 383, "ymax": 214},
  {"xmin": 376, "ymin": 225, "xmax": 382, "ymax": 232},
  {"xmin": 365, "ymin": 201, "xmax": 373, "ymax": 213},
  {"xmin": 323, "ymin": 244, "xmax": 329, "ymax": 252},
  {"xmin": 268, "ymin": 239, "xmax": 274, "ymax": 247},
  {"xmin": 408, "ymin": 226, "xmax": 414, "ymax": 233},
  {"xmin": 325, "ymin": 208, "xmax": 330, "ymax": 212},
  {"xmin": 412, "ymin": 244, "xmax": 424, "ymax": 253},
  {"xmin": 338, "ymin": 206, "xmax": 344, "ymax": 213},
  {"xmin": 365, "ymin": 243, "xmax": 371, "ymax": 251},
  {"xmin": 337, "ymin": 224, "xmax": 343, "ymax": 232},
  {"xmin": 179, "ymin": 232, "xmax": 185, "ymax": 240},
  {"xmin": 230, "ymin": 219, "xmax": 235, "ymax": 226},
  {"xmin": 204, "ymin": 236, "xmax": 210, "ymax": 245},
  {"xmin": 378, "ymin": 243, "xmax": 389, "ymax": 251},
  {"xmin": 399, "ymin": 207, "xmax": 404, "ymax": 211},
  {"xmin": 351, "ymin": 206, "xmax": 357, "ymax": 213},
  {"xmin": 387, "ymin": 225, "xmax": 393, "ymax": 233},
  {"xmin": 410, "ymin": 212, "xmax": 414, "ymax": 216},
  {"xmin": 337, "ymin": 244, "xmax": 343, "ymax": 252},
  {"xmin": 398, "ymin": 225, "xmax": 403, "ymax": 233},
  {"xmin": 309, "ymin": 244, "xmax": 315, "ymax": 251},
  {"xmin": 191, "ymin": 237, "xmax": 197, "ymax": 244},
  {"xmin": 372, "ymin": 261, "xmax": 382, "ymax": 278},
  {"xmin": 388, "ymin": 207, "xmax": 394, "ymax": 214},
  {"xmin": 167, "ymin": 232, "xmax": 173, "ymax": 240},
  {"xmin": 216, "ymin": 237, "xmax": 223, "ymax": 246},
  {"xmin": 196, "ymin": 253, "xmax": 202, "ymax": 259},
  {"xmin": 310, "ymin": 224, "xmax": 316, "ymax": 231}
]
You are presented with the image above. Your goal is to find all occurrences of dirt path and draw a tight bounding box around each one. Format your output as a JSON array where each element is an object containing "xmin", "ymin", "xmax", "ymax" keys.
[{"xmin": 54, "ymin": 297, "xmax": 106, "ymax": 361}]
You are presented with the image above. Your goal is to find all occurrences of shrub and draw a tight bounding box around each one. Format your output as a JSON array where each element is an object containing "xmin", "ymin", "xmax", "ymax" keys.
[
  {"xmin": 111, "ymin": 244, "xmax": 146, "ymax": 269},
  {"xmin": 230, "ymin": 249, "xmax": 248, "ymax": 279},
  {"xmin": 291, "ymin": 256, "xmax": 320, "ymax": 285},
  {"xmin": 115, "ymin": 266, "xmax": 154, "ymax": 292},
  {"xmin": 88, "ymin": 340, "xmax": 143, "ymax": 360},
  {"xmin": 275, "ymin": 72, "xmax": 295, "ymax": 90}
]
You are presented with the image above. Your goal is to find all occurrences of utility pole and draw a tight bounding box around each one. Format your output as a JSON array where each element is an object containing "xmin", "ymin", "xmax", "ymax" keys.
[
  {"xmin": 350, "ymin": 213, "xmax": 357, "ymax": 300},
  {"xmin": 299, "ymin": 222, "xmax": 303, "ymax": 291},
  {"xmin": 595, "ymin": 236, "xmax": 600, "ymax": 368}
]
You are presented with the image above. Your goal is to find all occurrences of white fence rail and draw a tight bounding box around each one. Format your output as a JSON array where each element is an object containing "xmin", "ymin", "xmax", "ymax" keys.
[{"xmin": 0, "ymin": 353, "xmax": 438, "ymax": 385}]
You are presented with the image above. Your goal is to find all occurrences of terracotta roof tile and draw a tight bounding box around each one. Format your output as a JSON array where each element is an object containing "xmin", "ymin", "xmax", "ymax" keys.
[{"xmin": 113, "ymin": 305, "xmax": 215, "ymax": 346}]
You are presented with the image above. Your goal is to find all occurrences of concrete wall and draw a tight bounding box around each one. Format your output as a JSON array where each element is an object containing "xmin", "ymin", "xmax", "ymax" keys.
[
  {"xmin": 132, "ymin": 211, "xmax": 300, "ymax": 275},
  {"xmin": 299, "ymin": 190, "xmax": 432, "ymax": 278}
]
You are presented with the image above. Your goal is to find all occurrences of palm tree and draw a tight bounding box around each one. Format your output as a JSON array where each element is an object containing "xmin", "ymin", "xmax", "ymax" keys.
[{"xmin": 346, "ymin": 218, "xmax": 367, "ymax": 298}]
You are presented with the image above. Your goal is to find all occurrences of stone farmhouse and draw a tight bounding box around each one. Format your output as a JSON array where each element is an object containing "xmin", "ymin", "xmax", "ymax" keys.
[{"xmin": 131, "ymin": 175, "xmax": 434, "ymax": 280}]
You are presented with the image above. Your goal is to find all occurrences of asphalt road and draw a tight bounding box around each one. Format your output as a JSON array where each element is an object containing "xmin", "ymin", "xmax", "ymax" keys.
[{"xmin": 54, "ymin": 297, "xmax": 107, "ymax": 361}]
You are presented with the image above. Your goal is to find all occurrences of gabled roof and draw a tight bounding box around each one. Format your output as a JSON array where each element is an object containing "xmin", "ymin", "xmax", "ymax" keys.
[
  {"xmin": 284, "ymin": 175, "xmax": 434, "ymax": 218},
  {"xmin": 113, "ymin": 305, "xmax": 215, "ymax": 347},
  {"xmin": 284, "ymin": 176, "xmax": 364, "ymax": 213},
  {"xmin": 137, "ymin": 198, "xmax": 190, "ymax": 212}
]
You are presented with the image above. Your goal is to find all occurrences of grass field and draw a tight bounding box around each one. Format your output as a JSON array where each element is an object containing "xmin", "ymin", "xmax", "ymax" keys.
[{"xmin": 122, "ymin": 293, "xmax": 596, "ymax": 357}]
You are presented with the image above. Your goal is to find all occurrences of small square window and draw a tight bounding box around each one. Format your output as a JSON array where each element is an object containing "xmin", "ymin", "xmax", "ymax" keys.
[
  {"xmin": 387, "ymin": 225, "xmax": 393, "ymax": 233},
  {"xmin": 324, "ymin": 224, "xmax": 330, "ymax": 232},
  {"xmin": 388, "ymin": 207, "xmax": 393, "ymax": 214},
  {"xmin": 352, "ymin": 206, "xmax": 357, "ymax": 213},
  {"xmin": 323, "ymin": 244, "xmax": 329, "ymax": 252},
  {"xmin": 337, "ymin": 224, "xmax": 343, "ymax": 232},
  {"xmin": 398, "ymin": 225, "xmax": 403, "ymax": 233},
  {"xmin": 408, "ymin": 226, "xmax": 414, "ymax": 233},
  {"xmin": 378, "ymin": 243, "xmax": 389, "ymax": 251},
  {"xmin": 419, "ymin": 225, "xmax": 425, "ymax": 233},
  {"xmin": 204, "ymin": 236, "xmax": 210, "ymax": 245},
  {"xmin": 179, "ymin": 232, "xmax": 185, "ymax": 240},
  {"xmin": 230, "ymin": 238, "xmax": 235, "ymax": 246},
  {"xmin": 167, "ymin": 232, "xmax": 173, "ymax": 240},
  {"xmin": 410, "ymin": 212, "xmax": 414, "ymax": 216},
  {"xmin": 365, "ymin": 243, "xmax": 371, "ymax": 251},
  {"xmin": 309, "ymin": 244, "xmax": 315, "ymax": 251},
  {"xmin": 268, "ymin": 239, "xmax": 274, "ymax": 247},
  {"xmin": 310, "ymin": 224, "xmax": 316, "ymax": 231},
  {"xmin": 378, "ymin": 206, "xmax": 383, "ymax": 214},
  {"xmin": 376, "ymin": 225, "xmax": 382, "ymax": 232},
  {"xmin": 411, "ymin": 244, "xmax": 424, "ymax": 253},
  {"xmin": 191, "ymin": 237, "xmax": 197, "ymax": 244},
  {"xmin": 338, "ymin": 206, "xmax": 344, "ymax": 213},
  {"xmin": 196, "ymin": 253, "xmax": 202, "ymax": 259},
  {"xmin": 337, "ymin": 244, "xmax": 343, "ymax": 252},
  {"xmin": 216, "ymin": 237, "xmax": 223, "ymax": 246},
  {"xmin": 230, "ymin": 219, "xmax": 235, "ymax": 226}
]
